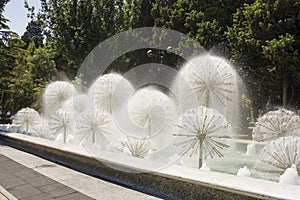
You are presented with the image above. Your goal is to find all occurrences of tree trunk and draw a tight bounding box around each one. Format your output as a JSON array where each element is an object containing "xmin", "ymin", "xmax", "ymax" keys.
[{"xmin": 282, "ymin": 72, "xmax": 288, "ymax": 107}]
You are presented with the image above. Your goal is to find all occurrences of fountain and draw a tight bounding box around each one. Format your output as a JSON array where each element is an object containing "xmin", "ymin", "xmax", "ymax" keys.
[
  {"xmin": 173, "ymin": 54, "xmax": 240, "ymax": 129},
  {"xmin": 88, "ymin": 73, "xmax": 134, "ymax": 114},
  {"xmin": 252, "ymin": 108, "xmax": 300, "ymax": 142},
  {"xmin": 76, "ymin": 109, "xmax": 111, "ymax": 148},
  {"xmin": 43, "ymin": 81, "xmax": 75, "ymax": 116},
  {"xmin": 12, "ymin": 107, "xmax": 41, "ymax": 134},
  {"xmin": 2, "ymin": 27, "xmax": 300, "ymax": 199},
  {"xmin": 121, "ymin": 138, "xmax": 151, "ymax": 158},
  {"xmin": 125, "ymin": 86, "xmax": 178, "ymax": 151},
  {"xmin": 48, "ymin": 108, "xmax": 78, "ymax": 144},
  {"xmin": 6, "ymin": 60, "xmax": 300, "ymax": 188},
  {"xmin": 173, "ymin": 106, "xmax": 231, "ymax": 168},
  {"xmin": 255, "ymin": 136, "xmax": 300, "ymax": 175}
]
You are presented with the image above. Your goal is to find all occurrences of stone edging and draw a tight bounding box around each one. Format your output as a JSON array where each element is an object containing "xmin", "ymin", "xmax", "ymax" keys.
[{"xmin": 0, "ymin": 132, "xmax": 299, "ymax": 200}]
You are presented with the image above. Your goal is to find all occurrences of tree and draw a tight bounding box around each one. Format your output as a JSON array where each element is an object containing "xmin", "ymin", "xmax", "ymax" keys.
[
  {"xmin": 123, "ymin": 0, "xmax": 154, "ymax": 29},
  {"xmin": 151, "ymin": 0, "xmax": 222, "ymax": 50},
  {"xmin": 262, "ymin": 34, "xmax": 300, "ymax": 106},
  {"xmin": 38, "ymin": 0, "xmax": 124, "ymax": 77},
  {"xmin": 151, "ymin": 0, "xmax": 254, "ymax": 52},
  {"xmin": 0, "ymin": 0, "xmax": 25, "ymax": 122},
  {"xmin": 21, "ymin": 20, "xmax": 44, "ymax": 48},
  {"xmin": 227, "ymin": 0, "xmax": 300, "ymax": 110},
  {"xmin": 8, "ymin": 43, "xmax": 57, "ymax": 112}
]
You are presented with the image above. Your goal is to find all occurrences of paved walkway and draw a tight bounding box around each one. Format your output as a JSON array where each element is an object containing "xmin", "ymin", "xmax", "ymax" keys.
[
  {"xmin": 0, "ymin": 154, "xmax": 94, "ymax": 200},
  {"xmin": 0, "ymin": 145, "xmax": 160, "ymax": 200}
]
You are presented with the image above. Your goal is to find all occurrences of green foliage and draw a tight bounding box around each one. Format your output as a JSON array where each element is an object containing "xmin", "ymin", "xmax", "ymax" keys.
[
  {"xmin": 1, "ymin": 0, "xmax": 300, "ymax": 119},
  {"xmin": 263, "ymin": 34, "xmax": 299, "ymax": 78},
  {"xmin": 21, "ymin": 20, "xmax": 44, "ymax": 48},
  {"xmin": 38, "ymin": 0, "xmax": 124, "ymax": 77},
  {"xmin": 152, "ymin": 0, "xmax": 253, "ymax": 51},
  {"xmin": 8, "ymin": 44, "xmax": 57, "ymax": 112},
  {"xmin": 227, "ymin": 0, "xmax": 300, "ymax": 108},
  {"xmin": 123, "ymin": 0, "xmax": 154, "ymax": 28}
]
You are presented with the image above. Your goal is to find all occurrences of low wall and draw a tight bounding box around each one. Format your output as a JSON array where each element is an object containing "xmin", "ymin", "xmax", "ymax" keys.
[{"xmin": 0, "ymin": 132, "xmax": 299, "ymax": 200}]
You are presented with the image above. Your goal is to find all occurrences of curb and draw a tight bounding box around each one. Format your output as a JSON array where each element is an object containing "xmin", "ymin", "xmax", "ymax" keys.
[
  {"xmin": 0, "ymin": 186, "xmax": 17, "ymax": 200},
  {"xmin": 0, "ymin": 132, "xmax": 299, "ymax": 200}
]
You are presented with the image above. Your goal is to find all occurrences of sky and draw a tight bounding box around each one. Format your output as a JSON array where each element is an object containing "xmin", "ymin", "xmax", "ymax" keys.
[{"xmin": 3, "ymin": 0, "xmax": 41, "ymax": 36}]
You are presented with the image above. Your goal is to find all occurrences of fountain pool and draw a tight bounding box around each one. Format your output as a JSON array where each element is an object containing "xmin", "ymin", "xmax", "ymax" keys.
[{"xmin": 2, "ymin": 27, "xmax": 300, "ymax": 199}]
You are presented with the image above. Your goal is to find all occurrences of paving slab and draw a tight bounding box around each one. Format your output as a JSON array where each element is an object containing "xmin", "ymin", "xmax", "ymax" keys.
[
  {"xmin": 0, "ymin": 153, "xmax": 94, "ymax": 200},
  {"xmin": 0, "ymin": 145, "xmax": 161, "ymax": 200}
]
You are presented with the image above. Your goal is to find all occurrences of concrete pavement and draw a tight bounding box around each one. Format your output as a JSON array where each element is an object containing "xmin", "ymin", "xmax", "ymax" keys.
[{"xmin": 0, "ymin": 145, "xmax": 161, "ymax": 200}]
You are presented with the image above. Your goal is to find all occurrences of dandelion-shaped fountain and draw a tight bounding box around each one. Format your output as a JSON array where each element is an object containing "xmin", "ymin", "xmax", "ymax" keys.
[
  {"xmin": 43, "ymin": 81, "xmax": 75, "ymax": 116},
  {"xmin": 121, "ymin": 138, "xmax": 151, "ymax": 158},
  {"xmin": 174, "ymin": 106, "xmax": 231, "ymax": 168},
  {"xmin": 49, "ymin": 109, "xmax": 77, "ymax": 144},
  {"xmin": 12, "ymin": 107, "xmax": 41, "ymax": 133},
  {"xmin": 127, "ymin": 86, "xmax": 178, "ymax": 150},
  {"xmin": 253, "ymin": 108, "xmax": 300, "ymax": 142},
  {"xmin": 174, "ymin": 55, "xmax": 239, "ymax": 114},
  {"xmin": 89, "ymin": 73, "xmax": 134, "ymax": 114},
  {"xmin": 255, "ymin": 136, "xmax": 300, "ymax": 175},
  {"xmin": 76, "ymin": 109, "xmax": 111, "ymax": 148}
]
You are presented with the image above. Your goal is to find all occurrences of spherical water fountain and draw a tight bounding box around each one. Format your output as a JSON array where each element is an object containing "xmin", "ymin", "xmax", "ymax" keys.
[
  {"xmin": 173, "ymin": 106, "xmax": 231, "ymax": 168},
  {"xmin": 173, "ymin": 55, "xmax": 240, "ymax": 129},
  {"xmin": 76, "ymin": 109, "xmax": 111, "ymax": 149},
  {"xmin": 255, "ymin": 136, "xmax": 300, "ymax": 175},
  {"xmin": 126, "ymin": 86, "xmax": 178, "ymax": 151},
  {"xmin": 49, "ymin": 108, "xmax": 78, "ymax": 144},
  {"xmin": 88, "ymin": 73, "xmax": 134, "ymax": 114},
  {"xmin": 12, "ymin": 107, "xmax": 41, "ymax": 134},
  {"xmin": 253, "ymin": 108, "xmax": 300, "ymax": 142},
  {"xmin": 43, "ymin": 81, "xmax": 75, "ymax": 116}
]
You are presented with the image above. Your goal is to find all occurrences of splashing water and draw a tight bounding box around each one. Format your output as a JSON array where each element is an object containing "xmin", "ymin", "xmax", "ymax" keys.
[
  {"xmin": 12, "ymin": 107, "xmax": 41, "ymax": 133},
  {"xmin": 237, "ymin": 166, "xmax": 251, "ymax": 177},
  {"xmin": 173, "ymin": 106, "xmax": 231, "ymax": 168},
  {"xmin": 255, "ymin": 136, "xmax": 300, "ymax": 174},
  {"xmin": 252, "ymin": 108, "xmax": 300, "ymax": 142},
  {"xmin": 200, "ymin": 163, "xmax": 211, "ymax": 171},
  {"xmin": 43, "ymin": 81, "xmax": 75, "ymax": 116},
  {"xmin": 279, "ymin": 164, "xmax": 300, "ymax": 185},
  {"xmin": 245, "ymin": 142, "xmax": 257, "ymax": 156}
]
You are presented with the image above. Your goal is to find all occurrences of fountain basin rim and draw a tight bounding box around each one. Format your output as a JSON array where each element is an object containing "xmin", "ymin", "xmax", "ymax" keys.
[{"xmin": 0, "ymin": 132, "xmax": 299, "ymax": 200}]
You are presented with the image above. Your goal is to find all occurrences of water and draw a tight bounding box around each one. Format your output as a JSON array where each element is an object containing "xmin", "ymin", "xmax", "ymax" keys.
[
  {"xmin": 88, "ymin": 73, "xmax": 134, "ymax": 114},
  {"xmin": 255, "ymin": 136, "xmax": 300, "ymax": 175},
  {"xmin": 9, "ymin": 54, "xmax": 300, "ymax": 186},
  {"xmin": 237, "ymin": 166, "xmax": 251, "ymax": 177},
  {"xmin": 173, "ymin": 106, "xmax": 231, "ymax": 168},
  {"xmin": 76, "ymin": 109, "xmax": 111, "ymax": 148},
  {"xmin": 252, "ymin": 108, "xmax": 300, "ymax": 142},
  {"xmin": 279, "ymin": 164, "xmax": 299, "ymax": 185},
  {"xmin": 172, "ymin": 54, "xmax": 240, "ymax": 130},
  {"xmin": 12, "ymin": 107, "xmax": 41, "ymax": 133},
  {"xmin": 43, "ymin": 81, "xmax": 75, "ymax": 116}
]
